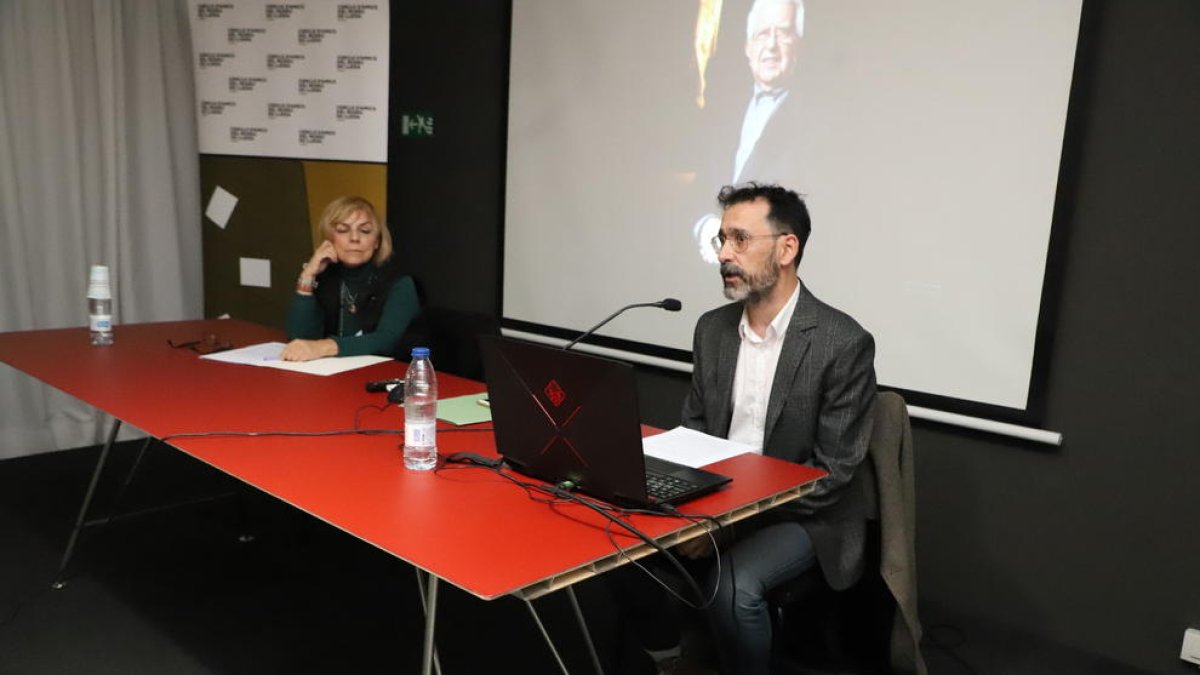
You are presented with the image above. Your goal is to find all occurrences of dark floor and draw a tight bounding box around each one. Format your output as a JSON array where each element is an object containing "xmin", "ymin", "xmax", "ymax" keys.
[{"xmin": 0, "ymin": 442, "xmax": 1154, "ymax": 674}]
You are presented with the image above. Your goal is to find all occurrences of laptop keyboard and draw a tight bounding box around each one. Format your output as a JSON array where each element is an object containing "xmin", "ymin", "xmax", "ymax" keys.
[{"xmin": 645, "ymin": 468, "xmax": 695, "ymax": 502}]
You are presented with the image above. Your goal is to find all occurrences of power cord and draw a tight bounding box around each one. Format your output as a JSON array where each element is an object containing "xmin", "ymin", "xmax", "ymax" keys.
[
  {"xmin": 0, "ymin": 582, "xmax": 52, "ymax": 647},
  {"xmin": 544, "ymin": 482, "xmax": 711, "ymax": 608},
  {"xmin": 161, "ymin": 427, "xmax": 494, "ymax": 443},
  {"xmin": 925, "ymin": 623, "xmax": 978, "ymax": 675},
  {"xmin": 601, "ymin": 518, "xmax": 722, "ymax": 610},
  {"xmin": 438, "ymin": 458, "xmax": 721, "ymax": 609},
  {"xmin": 67, "ymin": 403, "xmax": 734, "ymax": 637},
  {"xmin": 160, "ymin": 402, "xmax": 493, "ymax": 443}
]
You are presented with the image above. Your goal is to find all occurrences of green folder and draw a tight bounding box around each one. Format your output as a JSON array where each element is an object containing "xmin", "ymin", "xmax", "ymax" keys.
[{"xmin": 436, "ymin": 393, "xmax": 493, "ymax": 426}]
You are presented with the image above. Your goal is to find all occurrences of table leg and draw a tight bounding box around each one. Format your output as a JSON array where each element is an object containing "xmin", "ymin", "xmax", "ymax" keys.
[
  {"xmin": 419, "ymin": 571, "xmax": 440, "ymax": 675},
  {"xmin": 107, "ymin": 436, "xmax": 154, "ymax": 517},
  {"xmin": 525, "ymin": 598, "xmax": 571, "ymax": 675},
  {"xmin": 52, "ymin": 418, "xmax": 122, "ymax": 588},
  {"xmin": 566, "ymin": 586, "xmax": 605, "ymax": 675},
  {"xmin": 234, "ymin": 482, "xmax": 257, "ymax": 544}
]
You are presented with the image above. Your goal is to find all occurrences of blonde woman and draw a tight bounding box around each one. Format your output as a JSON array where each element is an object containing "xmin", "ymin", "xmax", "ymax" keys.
[{"xmin": 283, "ymin": 196, "xmax": 419, "ymax": 361}]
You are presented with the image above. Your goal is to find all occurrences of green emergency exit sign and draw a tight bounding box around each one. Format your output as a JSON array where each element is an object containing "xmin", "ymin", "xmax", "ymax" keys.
[{"xmin": 400, "ymin": 113, "xmax": 434, "ymax": 138}]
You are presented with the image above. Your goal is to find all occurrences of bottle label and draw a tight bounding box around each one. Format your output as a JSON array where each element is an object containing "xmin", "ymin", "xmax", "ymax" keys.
[
  {"xmin": 405, "ymin": 422, "xmax": 436, "ymax": 448},
  {"xmin": 89, "ymin": 315, "xmax": 113, "ymax": 332}
]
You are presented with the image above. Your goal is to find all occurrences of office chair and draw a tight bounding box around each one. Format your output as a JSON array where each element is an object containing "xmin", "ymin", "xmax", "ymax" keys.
[
  {"xmin": 397, "ymin": 306, "xmax": 500, "ymax": 381},
  {"xmin": 770, "ymin": 391, "xmax": 927, "ymax": 675}
]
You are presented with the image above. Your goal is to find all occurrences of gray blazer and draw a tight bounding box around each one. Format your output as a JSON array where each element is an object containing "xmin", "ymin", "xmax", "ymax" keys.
[
  {"xmin": 871, "ymin": 392, "xmax": 928, "ymax": 675},
  {"xmin": 682, "ymin": 281, "xmax": 877, "ymax": 590}
]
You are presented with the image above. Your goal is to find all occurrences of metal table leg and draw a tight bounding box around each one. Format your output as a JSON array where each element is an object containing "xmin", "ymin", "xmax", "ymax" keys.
[
  {"xmin": 107, "ymin": 436, "xmax": 154, "ymax": 518},
  {"xmin": 525, "ymin": 598, "xmax": 571, "ymax": 675},
  {"xmin": 52, "ymin": 418, "xmax": 121, "ymax": 588},
  {"xmin": 418, "ymin": 571, "xmax": 442, "ymax": 675},
  {"xmin": 566, "ymin": 586, "xmax": 605, "ymax": 675}
]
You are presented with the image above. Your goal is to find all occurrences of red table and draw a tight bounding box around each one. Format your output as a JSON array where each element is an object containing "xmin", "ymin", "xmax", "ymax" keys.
[{"xmin": 0, "ymin": 319, "xmax": 825, "ymax": 672}]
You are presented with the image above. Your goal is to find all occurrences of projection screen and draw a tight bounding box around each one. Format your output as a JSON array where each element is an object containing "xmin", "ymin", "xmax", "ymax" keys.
[{"xmin": 504, "ymin": 0, "xmax": 1083, "ymax": 412}]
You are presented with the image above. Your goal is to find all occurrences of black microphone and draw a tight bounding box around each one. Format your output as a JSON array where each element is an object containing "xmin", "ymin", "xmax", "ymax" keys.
[
  {"xmin": 365, "ymin": 378, "xmax": 404, "ymax": 393},
  {"xmin": 563, "ymin": 298, "xmax": 683, "ymax": 351}
]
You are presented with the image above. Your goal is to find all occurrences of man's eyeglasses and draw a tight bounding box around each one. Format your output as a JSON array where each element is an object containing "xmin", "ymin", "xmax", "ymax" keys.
[
  {"xmin": 710, "ymin": 231, "xmax": 785, "ymax": 254},
  {"xmin": 750, "ymin": 26, "xmax": 797, "ymax": 47},
  {"xmin": 168, "ymin": 334, "xmax": 233, "ymax": 355}
]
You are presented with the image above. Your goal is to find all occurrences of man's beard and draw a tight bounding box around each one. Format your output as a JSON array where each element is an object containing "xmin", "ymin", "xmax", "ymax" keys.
[{"xmin": 720, "ymin": 260, "xmax": 780, "ymax": 304}]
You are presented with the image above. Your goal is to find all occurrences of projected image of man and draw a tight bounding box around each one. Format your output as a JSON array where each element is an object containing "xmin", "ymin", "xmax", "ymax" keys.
[
  {"xmin": 694, "ymin": 0, "xmax": 806, "ymax": 264},
  {"xmin": 632, "ymin": 183, "xmax": 877, "ymax": 674}
]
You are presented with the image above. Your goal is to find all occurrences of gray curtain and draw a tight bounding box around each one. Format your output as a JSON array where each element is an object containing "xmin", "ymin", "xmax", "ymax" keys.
[{"xmin": 0, "ymin": 0, "xmax": 202, "ymax": 458}]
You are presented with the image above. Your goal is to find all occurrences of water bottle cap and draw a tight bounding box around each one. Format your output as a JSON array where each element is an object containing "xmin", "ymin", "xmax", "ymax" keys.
[
  {"xmin": 411, "ymin": 347, "xmax": 430, "ymax": 358},
  {"xmin": 89, "ymin": 265, "xmax": 110, "ymax": 285},
  {"xmin": 87, "ymin": 265, "xmax": 112, "ymax": 299}
]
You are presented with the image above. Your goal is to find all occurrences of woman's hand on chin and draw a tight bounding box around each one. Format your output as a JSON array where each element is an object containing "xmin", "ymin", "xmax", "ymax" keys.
[{"xmin": 304, "ymin": 240, "xmax": 339, "ymax": 278}]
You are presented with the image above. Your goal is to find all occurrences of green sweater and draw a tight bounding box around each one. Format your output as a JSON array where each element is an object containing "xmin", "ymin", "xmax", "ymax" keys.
[{"xmin": 285, "ymin": 265, "xmax": 419, "ymax": 357}]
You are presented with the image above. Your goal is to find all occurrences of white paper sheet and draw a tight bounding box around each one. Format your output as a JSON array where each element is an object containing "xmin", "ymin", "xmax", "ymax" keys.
[
  {"xmin": 262, "ymin": 355, "xmax": 391, "ymax": 376},
  {"xmin": 239, "ymin": 257, "xmax": 272, "ymax": 288},
  {"xmin": 201, "ymin": 342, "xmax": 285, "ymax": 364},
  {"xmin": 205, "ymin": 185, "xmax": 238, "ymax": 229},
  {"xmin": 642, "ymin": 426, "xmax": 756, "ymax": 468},
  {"xmin": 200, "ymin": 342, "xmax": 391, "ymax": 376}
]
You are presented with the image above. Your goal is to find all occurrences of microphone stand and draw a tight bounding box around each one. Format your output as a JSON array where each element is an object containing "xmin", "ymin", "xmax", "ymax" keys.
[{"xmin": 563, "ymin": 301, "xmax": 676, "ymax": 351}]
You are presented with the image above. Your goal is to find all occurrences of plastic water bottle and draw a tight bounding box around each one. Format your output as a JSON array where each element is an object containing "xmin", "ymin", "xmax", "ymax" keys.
[
  {"xmin": 403, "ymin": 347, "xmax": 438, "ymax": 470},
  {"xmin": 87, "ymin": 264, "xmax": 114, "ymax": 346}
]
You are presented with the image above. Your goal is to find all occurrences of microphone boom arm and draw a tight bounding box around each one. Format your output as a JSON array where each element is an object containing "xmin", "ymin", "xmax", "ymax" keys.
[
  {"xmin": 563, "ymin": 298, "xmax": 682, "ymax": 351},
  {"xmin": 563, "ymin": 302, "xmax": 660, "ymax": 351}
]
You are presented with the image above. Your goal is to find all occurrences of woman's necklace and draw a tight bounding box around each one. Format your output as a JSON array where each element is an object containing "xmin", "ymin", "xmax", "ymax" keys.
[{"xmin": 340, "ymin": 282, "xmax": 359, "ymax": 315}]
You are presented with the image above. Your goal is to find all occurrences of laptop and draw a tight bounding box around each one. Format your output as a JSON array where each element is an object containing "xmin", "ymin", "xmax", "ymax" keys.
[{"xmin": 478, "ymin": 335, "xmax": 731, "ymax": 508}]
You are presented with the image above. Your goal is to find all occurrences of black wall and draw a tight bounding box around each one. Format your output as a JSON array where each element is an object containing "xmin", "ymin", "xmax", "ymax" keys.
[
  {"xmin": 388, "ymin": 1, "xmax": 509, "ymax": 315},
  {"xmin": 389, "ymin": 2, "xmax": 1200, "ymax": 672}
]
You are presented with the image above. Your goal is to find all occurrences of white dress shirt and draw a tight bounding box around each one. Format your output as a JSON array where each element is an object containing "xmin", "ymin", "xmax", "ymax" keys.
[{"xmin": 727, "ymin": 281, "xmax": 801, "ymax": 451}]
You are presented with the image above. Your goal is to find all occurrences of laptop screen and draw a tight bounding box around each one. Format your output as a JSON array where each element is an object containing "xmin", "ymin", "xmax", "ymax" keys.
[{"xmin": 479, "ymin": 336, "xmax": 653, "ymax": 505}]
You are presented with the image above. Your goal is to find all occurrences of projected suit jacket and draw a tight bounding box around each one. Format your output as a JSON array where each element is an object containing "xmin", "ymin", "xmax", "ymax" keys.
[
  {"xmin": 681, "ymin": 280, "xmax": 877, "ymax": 590},
  {"xmin": 732, "ymin": 91, "xmax": 806, "ymax": 187},
  {"xmin": 690, "ymin": 93, "xmax": 808, "ymax": 262}
]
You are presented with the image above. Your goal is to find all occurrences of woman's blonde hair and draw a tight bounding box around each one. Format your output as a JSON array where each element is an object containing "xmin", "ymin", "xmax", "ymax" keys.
[{"xmin": 318, "ymin": 196, "xmax": 393, "ymax": 266}]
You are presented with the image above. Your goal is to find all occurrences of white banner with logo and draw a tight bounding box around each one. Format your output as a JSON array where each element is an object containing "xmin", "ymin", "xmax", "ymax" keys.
[{"xmin": 188, "ymin": 1, "xmax": 389, "ymax": 161}]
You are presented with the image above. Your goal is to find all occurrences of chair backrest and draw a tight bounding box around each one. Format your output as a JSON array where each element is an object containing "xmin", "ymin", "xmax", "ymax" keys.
[{"xmin": 398, "ymin": 306, "xmax": 500, "ymax": 381}]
